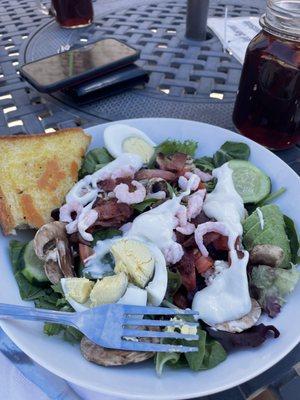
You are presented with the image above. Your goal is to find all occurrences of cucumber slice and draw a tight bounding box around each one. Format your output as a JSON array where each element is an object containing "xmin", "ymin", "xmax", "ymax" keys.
[
  {"xmin": 22, "ymin": 240, "xmax": 48, "ymax": 284},
  {"xmin": 228, "ymin": 160, "xmax": 271, "ymax": 204}
]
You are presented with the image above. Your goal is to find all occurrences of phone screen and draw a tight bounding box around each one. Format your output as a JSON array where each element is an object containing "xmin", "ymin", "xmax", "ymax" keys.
[{"xmin": 21, "ymin": 39, "xmax": 137, "ymax": 88}]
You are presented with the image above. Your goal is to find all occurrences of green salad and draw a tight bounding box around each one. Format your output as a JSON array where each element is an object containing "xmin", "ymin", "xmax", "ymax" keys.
[{"xmin": 9, "ymin": 124, "xmax": 299, "ymax": 374}]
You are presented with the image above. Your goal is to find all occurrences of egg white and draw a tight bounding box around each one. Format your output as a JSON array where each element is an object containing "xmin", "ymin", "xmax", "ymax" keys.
[{"xmin": 103, "ymin": 124, "xmax": 156, "ymax": 159}]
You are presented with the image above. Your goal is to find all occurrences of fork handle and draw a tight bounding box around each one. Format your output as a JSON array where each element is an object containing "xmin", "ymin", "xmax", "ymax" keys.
[{"xmin": 0, "ymin": 303, "xmax": 76, "ymax": 327}]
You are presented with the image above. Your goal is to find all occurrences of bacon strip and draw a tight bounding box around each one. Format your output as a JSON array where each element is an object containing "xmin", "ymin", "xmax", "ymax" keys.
[
  {"xmin": 135, "ymin": 169, "xmax": 176, "ymax": 181},
  {"xmin": 156, "ymin": 152, "xmax": 187, "ymax": 174},
  {"xmin": 93, "ymin": 198, "xmax": 133, "ymax": 228}
]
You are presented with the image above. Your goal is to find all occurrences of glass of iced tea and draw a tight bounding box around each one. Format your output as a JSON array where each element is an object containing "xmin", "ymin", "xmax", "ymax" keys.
[
  {"xmin": 233, "ymin": 0, "xmax": 300, "ymax": 150},
  {"xmin": 51, "ymin": 0, "xmax": 94, "ymax": 29}
]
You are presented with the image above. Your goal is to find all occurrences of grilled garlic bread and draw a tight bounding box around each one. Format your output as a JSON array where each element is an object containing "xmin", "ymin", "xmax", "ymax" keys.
[{"xmin": 0, "ymin": 128, "xmax": 91, "ymax": 235}]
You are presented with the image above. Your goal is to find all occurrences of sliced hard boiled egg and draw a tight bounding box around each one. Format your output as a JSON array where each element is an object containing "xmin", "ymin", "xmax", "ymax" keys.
[
  {"xmin": 145, "ymin": 242, "xmax": 168, "ymax": 306},
  {"xmin": 112, "ymin": 239, "xmax": 155, "ymax": 288},
  {"xmin": 103, "ymin": 124, "xmax": 155, "ymax": 163},
  {"xmin": 61, "ymin": 278, "xmax": 92, "ymax": 312},
  {"xmin": 90, "ymin": 272, "xmax": 128, "ymax": 306},
  {"xmin": 118, "ymin": 283, "xmax": 148, "ymax": 306}
]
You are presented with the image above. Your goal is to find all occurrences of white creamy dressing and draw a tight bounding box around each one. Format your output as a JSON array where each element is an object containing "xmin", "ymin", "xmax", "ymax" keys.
[
  {"xmin": 192, "ymin": 163, "xmax": 252, "ymax": 325},
  {"xmin": 125, "ymin": 175, "xmax": 199, "ymax": 252},
  {"xmin": 203, "ymin": 163, "xmax": 245, "ymax": 249},
  {"xmin": 256, "ymin": 207, "xmax": 264, "ymax": 230}
]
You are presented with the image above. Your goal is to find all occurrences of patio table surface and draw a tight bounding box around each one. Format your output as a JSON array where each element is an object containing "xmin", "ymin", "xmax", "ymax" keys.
[{"xmin": 0, "ymin": 0, "xmax": 299, "ymax": 399}]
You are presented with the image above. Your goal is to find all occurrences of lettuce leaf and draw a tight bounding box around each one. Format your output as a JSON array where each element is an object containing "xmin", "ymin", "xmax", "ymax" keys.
[
  {"xmin": 79, "ymin": 147, "xmax": 113, "ymax": 178},
  {"xmin": 250, "ymin": 264, "xmax": 300, "ymax": 317},
  {"xmin": 243, "ymin": 205, "xmax": 291, "ymax": 268},
  {"xmin": 149, "ymin": 139, "xmax": 198, "ymax": 167},
  {"xmin": 283, "ymin": 215, "xmax": 299, "ymax": 264}
]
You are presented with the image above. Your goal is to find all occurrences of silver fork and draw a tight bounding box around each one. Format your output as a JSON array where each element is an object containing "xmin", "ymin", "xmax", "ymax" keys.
[{"xmin": 0, "ymin": 303, "xmax": 199, "ymax": 352}]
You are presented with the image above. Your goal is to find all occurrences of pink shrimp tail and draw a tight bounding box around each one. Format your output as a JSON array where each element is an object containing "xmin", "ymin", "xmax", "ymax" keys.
[
  {"xmin": 114, "ymin": 180, "xmax": 146, "ymax": 205},
  {"xmin": 194, "ymin": 221, "xmax": 231, "ymax": 257}
]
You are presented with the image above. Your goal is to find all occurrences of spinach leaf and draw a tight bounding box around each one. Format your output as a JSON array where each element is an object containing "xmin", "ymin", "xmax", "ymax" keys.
[
  {"xmin": 44, "ymin": 323, "xmax": 83, "ymax": 344},
  {"xmin": 9, "ymin": 240, "xmax": 45, "ymax": 301},
  {"xmin": 184, "ymin": 329, "xmax": 206, "ymax": 370},
  {"xmin": 284, "ymin": 215, "xmax": 300, "ymax": 264},
  {"xmin": 194, "ymin": 156, "xmax": 215, "ymax": 173},
  {"xmin": 200, "ymin": 336, "xmax": 227, "ymax": 369},
  {"xmin": 133, "ymin": 198, "xmax": 158, "ymax": 212},
  {"xmin": 213, "ymin": 141, "xmax": 250, "ymax": 167},
  {"xmin": 92, "ymin": 228, "xmax": 122, "ymax": 246},
  {"xmin": 79, "ymin": 147, "xmax": 113, "ymax": 178},
  {"xmin": 205, "ymin": 178, "xmax": 217, "ymax": 193},
  {"xmin": 155, "ymin": 340, "xmax": 181, "ymax": 376},
  {"xmin": 155, "ymin": 139, "xmax": 198, "ymax": 157},
  {"xmin": 166, "ymin": 270, "xmax": 182, "ymax": 300},
  {"xmin": 185, "ymin": 329, "xmax": 227, "ymax": 371}
]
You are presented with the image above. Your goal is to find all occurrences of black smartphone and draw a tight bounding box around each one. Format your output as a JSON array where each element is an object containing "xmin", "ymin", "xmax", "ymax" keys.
[
  {"xmin": 20, "ymin": 38, "xmax": 139, "ymax": 93},
  {"xmin": 65, "ymin": 64, "xmax": 149, "ymax": 103}
]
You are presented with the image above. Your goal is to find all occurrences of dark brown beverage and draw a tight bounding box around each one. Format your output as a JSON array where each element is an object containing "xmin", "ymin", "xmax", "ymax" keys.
[
  {"xmin": 52, "ymin": 0, "xmax": 93, "ymax": 28},
  {"xmin": 233, "ymin": 31, "xmax": 300, "ymax": 150},
  {"xmin": 233, "ymin": 0, "xmax": 300, "ymax": 150}
]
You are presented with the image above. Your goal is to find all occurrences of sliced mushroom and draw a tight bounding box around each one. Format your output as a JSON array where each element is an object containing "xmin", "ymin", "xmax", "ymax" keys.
[
  {"xmin": 34, "ymin": 221, "xmax": 75, "ymax": 284},
  {"xmin": 146, "ymin": 178, "xmax": 168, "ymax": 200},
  {"xmin": 44, "ymin": 260, "xmax": 63, "ymax": 284},
  {"xmin": 249, "ymin": 244, "xmax": 284, "ymax": 268},
  {"xmin": 80, "ymin": 326, "xmax": 159, "ymax": 366},
  {"xmin": 214, "ymin": 299, "xmax": 261, "ymax": 333}
]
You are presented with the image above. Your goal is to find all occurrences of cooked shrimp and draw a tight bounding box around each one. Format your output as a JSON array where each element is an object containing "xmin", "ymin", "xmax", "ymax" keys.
[
  {"xmin": 178, "ymin": 172, "xmax": 200, "ymax": 191},
  {"xmin": 162, "ymin": 242, "xmax": 184, "ymax": 264},
  {"xmin": 194, "ymin": 221, "xmax": 231, "ymax": 257},
  {"xmin": 111, "ymin": 165, "xmax": 135, "ymax": 180},
  {"xmin": 176, "ymin": 222, "xmax": 195, "ymax": 235},
  {"xmin": 66, "ymin": 175, "xmax": 98, "ymax": 206},
  {"xmin": 186, "ymin": 189, "xmax": 206, "ymax": 220},
  {"xmin": 114, "ymin": 180, "xmax": 146, "ymax": 205},
  {"xmin": 175, "ymin": 205, "xmax": 188, "ymax": 227},
  {"xmin": 59, "ymin": 201, "xmax": 83, "ymax": 223},
  {"xmin": 194, "ymin": 168, "xmax": 213, "ymax": 182},
  {"xmin": 78, "ymin": 209, "xmax": 98, "ymax": 242}
]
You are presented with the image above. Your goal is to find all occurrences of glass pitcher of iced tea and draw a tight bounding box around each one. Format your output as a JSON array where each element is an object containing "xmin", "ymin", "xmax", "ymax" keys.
[
  {"xmin": 51, "ymin": 0, "xmax": 94, "ymax": 28},
  {"xmin": 233, "ymin": 0, "xmax": 300, "ymax": 150}
]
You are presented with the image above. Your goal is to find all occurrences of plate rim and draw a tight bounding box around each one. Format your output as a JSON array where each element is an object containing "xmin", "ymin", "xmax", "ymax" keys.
[{"xmin": 1, "ymin": 117, "xmax": 299, "ymax": 399}]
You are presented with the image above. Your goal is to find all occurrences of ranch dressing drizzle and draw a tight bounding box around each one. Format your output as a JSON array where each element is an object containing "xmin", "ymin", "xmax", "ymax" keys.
[
  {"xmin": 124, "ymin": 174, "xmax": 199, "ymax": 251},
  {"xmin": 192, "ymin": 163, "xmax": 252, "ymax": 325}
]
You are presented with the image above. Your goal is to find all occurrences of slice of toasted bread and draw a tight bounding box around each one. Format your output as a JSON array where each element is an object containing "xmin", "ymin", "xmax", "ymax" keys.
[{"xmin": 0, "ymin": 128, "xmax": 91, "ymax": 235}]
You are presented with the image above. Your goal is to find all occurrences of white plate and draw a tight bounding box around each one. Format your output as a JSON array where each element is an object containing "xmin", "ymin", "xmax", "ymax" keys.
[{"xmin": 0, "ymin": 118, "xmax": 299, "ymax": 399}]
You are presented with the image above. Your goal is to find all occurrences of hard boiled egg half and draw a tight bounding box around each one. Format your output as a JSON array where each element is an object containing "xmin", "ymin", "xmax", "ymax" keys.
[
  {"xmin": 61, "ymin": 238, "xmax": 167, "ymax": 312},
  {"xmin": 103, "ymin": 124, "xmax": 156, "ymax": 163}
]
